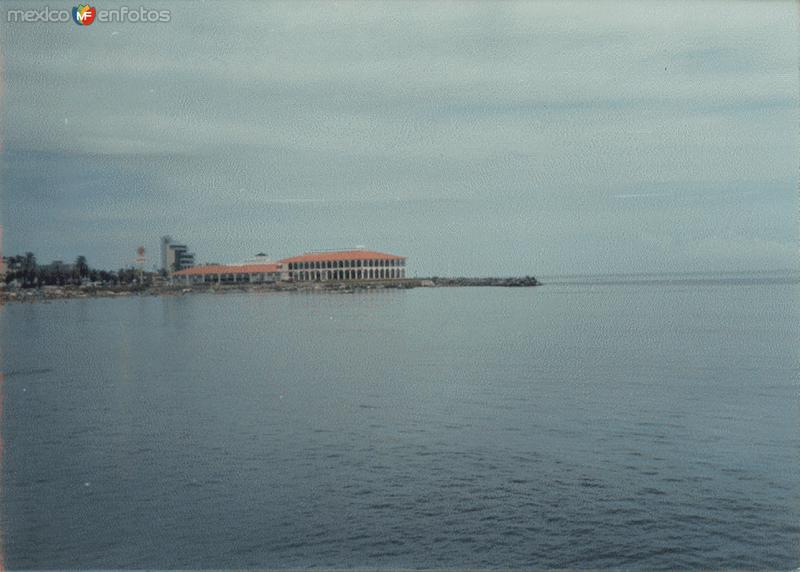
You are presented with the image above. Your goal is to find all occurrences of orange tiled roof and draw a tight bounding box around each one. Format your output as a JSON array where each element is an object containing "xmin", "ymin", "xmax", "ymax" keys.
[
  {"xmin": 279, "ymin": 250, "xmax": 404, "ymax": 264},
  {"xmin": 173, "ymin": 263, "xmax": 281, "ymax": 276}
]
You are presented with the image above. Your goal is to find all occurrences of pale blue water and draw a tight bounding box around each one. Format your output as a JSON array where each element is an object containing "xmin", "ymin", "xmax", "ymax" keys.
[{"xmin": 1, "ymin": 272, "xmax": 798, "ymax": 570}]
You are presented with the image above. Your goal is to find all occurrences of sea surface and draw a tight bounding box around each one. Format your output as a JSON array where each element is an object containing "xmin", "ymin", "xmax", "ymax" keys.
[{"xmin": 1, "ymin": 271, "xmax": 799, "ymax": 570}]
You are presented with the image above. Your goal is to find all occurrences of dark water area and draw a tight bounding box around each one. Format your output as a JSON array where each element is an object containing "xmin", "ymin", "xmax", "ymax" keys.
[{"xmin": 1, "ymin": 272, "xmax": 798, "ymax": 570}]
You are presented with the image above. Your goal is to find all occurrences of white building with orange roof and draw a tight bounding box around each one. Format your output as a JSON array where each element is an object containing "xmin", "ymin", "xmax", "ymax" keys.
[
  {"xmin": 173, "ymin": 248, "xmax": 407, "ymax": 284},
  {"xmin": 280, "ymin": 248, "xmax": 406, "ymax": 282},
  {"xmin": 172, "ymin": 253, "xmax": 284, "ymax": 284}
]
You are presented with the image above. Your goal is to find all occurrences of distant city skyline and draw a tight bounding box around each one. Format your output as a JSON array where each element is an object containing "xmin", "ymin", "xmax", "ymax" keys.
[{"xmin": 2, "ymin": 1, "xmax": 797, "ymax": 276}]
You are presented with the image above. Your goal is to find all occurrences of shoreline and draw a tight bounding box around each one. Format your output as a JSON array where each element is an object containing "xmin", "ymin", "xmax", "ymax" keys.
[{"xmin": 0, "ymin": 276, "xmax": 539, "ymax": 304}]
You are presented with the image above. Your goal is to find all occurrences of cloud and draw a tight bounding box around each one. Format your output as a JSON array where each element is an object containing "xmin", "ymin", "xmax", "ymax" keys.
[{"xmin": 1, "ymin": 0, "xmax": 797, "ymax": 273}]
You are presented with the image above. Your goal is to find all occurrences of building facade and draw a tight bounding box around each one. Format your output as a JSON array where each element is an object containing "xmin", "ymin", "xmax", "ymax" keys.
[
  {"xmin": 173, "ymin": 262, "xmax": 282, "ymax": 284},
  {"xmin": 160, "ymin": 236, "xmax": 195, "ymax": 273},
  {"xmin": 280, "ymin": 249, "xmax": 406, "ymax": 282},
  {"xmin": 172, "ymin": 249, "xmax": 406, "ymax": 284}
]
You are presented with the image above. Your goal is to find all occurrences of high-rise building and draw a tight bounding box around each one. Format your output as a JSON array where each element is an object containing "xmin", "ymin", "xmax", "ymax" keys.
[{"xmin": 160, "ymin": 236, "xmax": 195, "ymax": 273}]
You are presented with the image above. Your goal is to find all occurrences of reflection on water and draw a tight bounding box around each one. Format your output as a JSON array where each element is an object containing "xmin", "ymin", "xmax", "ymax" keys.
[{"xmin": 0, "ymin": 274, "xmax": 798, "ymax": 570}]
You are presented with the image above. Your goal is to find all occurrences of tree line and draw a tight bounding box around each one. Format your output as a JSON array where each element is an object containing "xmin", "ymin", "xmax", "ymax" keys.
[{"xmin": 4, "ymin": 253, "xmax": 155, "ymax": 287}]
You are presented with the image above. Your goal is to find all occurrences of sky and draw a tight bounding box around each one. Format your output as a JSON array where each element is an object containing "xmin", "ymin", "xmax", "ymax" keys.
[{"xmin": 1, "ymin": 0, "xmax": 798, "ymax": 276}]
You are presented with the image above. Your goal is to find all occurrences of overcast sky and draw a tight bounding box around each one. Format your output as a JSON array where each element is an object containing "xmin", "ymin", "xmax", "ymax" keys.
[{"xmin": 2, "ymin": 1, "xmax": 797, "ymax": 275}]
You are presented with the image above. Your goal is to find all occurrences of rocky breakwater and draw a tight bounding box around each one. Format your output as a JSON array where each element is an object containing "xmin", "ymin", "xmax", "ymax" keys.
[
  {"xmin": 0, "ymin": 276, "xmax": 540, "ymax": 303},
  {"xmin": 0, "ymin": 284, "xmax": 185, "ymax": 303},
  {"xmin": 426, "ymin": 276, "xmax": 539, "ymax": 287}
]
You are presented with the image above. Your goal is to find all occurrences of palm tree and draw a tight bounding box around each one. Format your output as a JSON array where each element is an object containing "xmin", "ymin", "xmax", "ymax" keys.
[
  {"xmin": 75, "ymin": 255, "xmax": 89, "ymax": 280},
  {"xmin": 22, "ymin": 252, "xmax": 36, "ymax": 286}
]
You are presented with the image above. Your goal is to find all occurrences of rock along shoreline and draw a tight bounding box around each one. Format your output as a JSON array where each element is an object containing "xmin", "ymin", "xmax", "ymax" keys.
[{"xmin": 0, "ymin": 276, "xmax": 539, "ymax": 304}]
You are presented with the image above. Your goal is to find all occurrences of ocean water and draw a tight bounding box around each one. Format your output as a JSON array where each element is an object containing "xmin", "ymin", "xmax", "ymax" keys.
[{"xmin": 1, "ymin": 272, "xmax": 798, "ymax": 570}]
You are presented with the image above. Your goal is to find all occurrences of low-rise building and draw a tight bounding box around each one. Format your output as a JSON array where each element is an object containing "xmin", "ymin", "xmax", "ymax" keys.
[
  {"xmin": 280, "ymin": 249, "xmax": 406, "ymax": 282},
  {"xmin": 173, "ymin": 262, "xmax": 283, "ymax": 284},
  {"xmin": 172, "ymin": 248, "xmax": 407, "ymax": 284}
]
